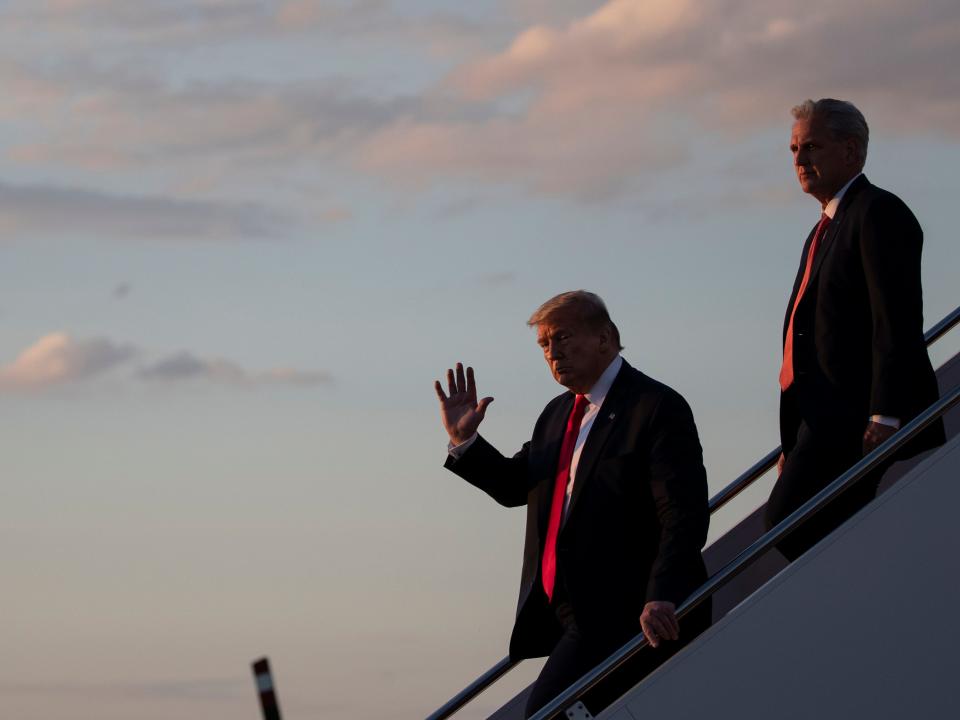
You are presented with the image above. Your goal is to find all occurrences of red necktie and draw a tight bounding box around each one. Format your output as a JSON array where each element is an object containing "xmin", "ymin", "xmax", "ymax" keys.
[
  {"xmin": 542, "ymin": 393, "xmax": 589, "ymax": 601},
  {"xmin": 780, "ymin": 214, "xmax": 831, "ymax": 391}
]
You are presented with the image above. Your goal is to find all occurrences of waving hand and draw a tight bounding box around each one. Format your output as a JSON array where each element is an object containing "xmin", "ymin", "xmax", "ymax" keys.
[{"xmin": 434, "ymin": 363, "xmax": 494, "ymax": 446}]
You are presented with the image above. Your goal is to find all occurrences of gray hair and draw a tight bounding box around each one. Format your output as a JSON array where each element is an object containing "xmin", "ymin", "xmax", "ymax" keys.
[
  {"xmin": 527, "ymin": 290, "xmax": 623, "ymax": 350},
  {"xmin": 792, "ymin": 98, "xmax": 869, "ymax": 167}
]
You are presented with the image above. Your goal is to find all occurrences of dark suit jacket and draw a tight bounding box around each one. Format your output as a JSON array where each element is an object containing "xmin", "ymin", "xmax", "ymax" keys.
[
  {"xmin": 781, "ymin": 174, "xmax": 944, "ymax": 454},
  {"xmin": 444, "ymin": 360, "xmax": 709, "ymax": 660}
]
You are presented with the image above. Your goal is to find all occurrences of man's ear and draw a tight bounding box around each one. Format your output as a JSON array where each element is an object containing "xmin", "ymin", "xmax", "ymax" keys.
[
  {"xmin": 597, "ymin": 326, "xmax": 612, "ymax": 352},
  {"xmin": 843, "ymin": 137, "xmax": 859, "ymax": 166}
]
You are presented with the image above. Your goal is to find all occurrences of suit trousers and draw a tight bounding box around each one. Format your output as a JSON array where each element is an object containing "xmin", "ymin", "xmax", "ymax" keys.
[
  {"xmin": 524, "ymin": 601, "xmax": 627, "ymax": 718},
  {"xmin": 766, "ymin": 417, "xmax": 888, "ymax": 561},
  {"xmin": 523, "ymin": 594, "xmax": 712, "ymax": 718}
]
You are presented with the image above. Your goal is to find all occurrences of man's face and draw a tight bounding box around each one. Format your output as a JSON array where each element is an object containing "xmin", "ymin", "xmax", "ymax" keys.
[
  {"xmin": 536, "ymin": 311, "xmax": 612, "ymax": 394},
  {"xmin": 790, "ymin": 117, "xmax": 860, "ymax": 206}
]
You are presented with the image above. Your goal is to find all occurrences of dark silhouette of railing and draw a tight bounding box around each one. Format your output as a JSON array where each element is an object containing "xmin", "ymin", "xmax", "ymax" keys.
[{"xmin": 427, "ymin": 304, "xmax": 960, "ymax": 720}]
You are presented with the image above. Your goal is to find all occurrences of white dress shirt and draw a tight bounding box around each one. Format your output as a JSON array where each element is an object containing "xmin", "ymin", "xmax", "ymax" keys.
[{"xmin": 822, "ymin": 172, "xmax": 861, "ymax": 220}]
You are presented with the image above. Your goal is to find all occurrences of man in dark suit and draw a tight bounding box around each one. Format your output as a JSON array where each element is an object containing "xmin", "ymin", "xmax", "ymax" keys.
[
  {"xmin": 434, "ymin": 291, "xmax": 709, "ymax": 718},
  {"xmin": 767, "ymin": 98, "xmax": 944, "ymax": 560}
]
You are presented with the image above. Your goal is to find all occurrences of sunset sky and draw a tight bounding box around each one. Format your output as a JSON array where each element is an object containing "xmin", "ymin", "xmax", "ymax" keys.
[{"xmin": 3, "ymin": 1, "xmax": 960, "ymax": 718}]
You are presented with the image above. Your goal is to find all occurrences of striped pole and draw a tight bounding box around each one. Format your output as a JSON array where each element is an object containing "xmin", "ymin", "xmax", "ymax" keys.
[{"xmin": 251, "ymin": 657, "xmax": 283, "ymax": 720}]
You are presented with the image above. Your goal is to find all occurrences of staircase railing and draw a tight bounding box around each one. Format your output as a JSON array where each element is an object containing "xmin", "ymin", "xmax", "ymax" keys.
[
  {"xmin": 426, "ymin": 304, "xmax": 960, "ymax": 720},
  {"xmin": 530, "ymin": 382, "xmax": 960, "ymax": 719}
]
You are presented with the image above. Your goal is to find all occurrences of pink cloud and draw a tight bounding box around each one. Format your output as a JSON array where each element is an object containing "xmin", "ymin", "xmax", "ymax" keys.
[
  {"xmin": 4, "ymin": 0, "xmax": 960, "ymax": 203},
  {"xmin": 358, "ymin": 0, "xmax": 960, "ymax": 197},
  {"xmin": 0, "ymin": 333, "xmax": 332, "ymax": 391},
  {"xmin": 454, "ymin": 0, "xmax": 699, "ymax": 101},
  {"xmin": 138, "ymin": 351, "xmax": 333, "ymax": 386},
  {"xmin": 0, "ymin": 333, "xmax": 136, "ymax": 390}
]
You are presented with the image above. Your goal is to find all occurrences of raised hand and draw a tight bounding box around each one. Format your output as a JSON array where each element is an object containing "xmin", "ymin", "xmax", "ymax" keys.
[{"xmin": 434, "ymin": 363, "xmax": 494, "ymax": 445}]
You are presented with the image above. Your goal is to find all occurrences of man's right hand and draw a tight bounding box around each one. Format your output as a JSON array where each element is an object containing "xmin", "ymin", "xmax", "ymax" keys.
[{"xmin": 434, "ymin": 363, "xmax": 494, "ymax": 445}]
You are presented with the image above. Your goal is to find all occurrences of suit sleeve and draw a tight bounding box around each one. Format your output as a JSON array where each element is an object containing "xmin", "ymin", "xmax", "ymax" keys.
[
  {"xmin": 444, "ymin": 434, "xmax": 537, "ymax": 508},
  {"xmin": 644, "ymin": 390, "xmax": 710, "ymax": 605},
  {"xmin": 860, "ymin": 193, "xmax": 927, "ymax": 417}
]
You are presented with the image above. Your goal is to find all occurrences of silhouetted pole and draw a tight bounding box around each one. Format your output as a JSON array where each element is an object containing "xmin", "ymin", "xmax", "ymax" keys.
[{"xmin": 251, "ymin": 657, "xmax": 283, "ymax": 720}]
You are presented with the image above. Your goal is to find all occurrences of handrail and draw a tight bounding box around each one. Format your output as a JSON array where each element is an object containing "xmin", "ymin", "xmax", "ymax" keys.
[
  {"xmin": 426, "ymin": 303, "xmax": 960, "ymax": 720},
  {"xmin": 707, "ymin": 303, "xmax": 960, "ymax": 515},
  {"xmin": 530, "ymin": 384, "xmax": 960, "ymax": 720},
  {"xmin": 925, "ymin": 304, "xmax": 960, "ymax": 346},
  {"xmin": 708, "ymin": 448, "xmax": 780, "ymax": 513},
  {"xmin": 425, "ymin": 657, "xmax": 518, "ymax": 720}
]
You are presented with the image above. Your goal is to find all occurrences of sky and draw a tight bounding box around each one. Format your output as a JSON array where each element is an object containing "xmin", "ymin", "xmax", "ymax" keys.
[{"xmin": 2, "ymin": 1, "xmax": 960, "ymax": 718}]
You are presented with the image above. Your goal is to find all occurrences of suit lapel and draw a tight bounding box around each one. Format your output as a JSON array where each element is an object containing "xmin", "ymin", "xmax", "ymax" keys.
[
  {"xmin": 562, "ymin": 363, "xmax": 632, "ymax": 527},
  {"xmin": 807, "ymin": 213, "xmax": 843, "ymax": 283},
  {"xmin": 808, "ymin": 175, "xmax": 869, "ymax": 286},
  {"xmin": 788, "ymin": 175, "xmax": 870, "ymax": 320},
  {"xmin": 784, "ymin": 222, "xmax": 818, "ymax": 342}
]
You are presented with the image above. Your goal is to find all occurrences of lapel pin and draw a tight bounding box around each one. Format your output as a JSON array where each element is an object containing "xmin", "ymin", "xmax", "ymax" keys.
[{"xmin": 608, "ymin": 413, "xmax": 616, "ymax": 421}]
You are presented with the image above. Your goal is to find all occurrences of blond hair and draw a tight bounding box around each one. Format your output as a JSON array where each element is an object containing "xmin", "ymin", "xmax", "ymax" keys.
[{"xmin": 527, "ymin": 290, "xmax": 623, "ymax": 350}]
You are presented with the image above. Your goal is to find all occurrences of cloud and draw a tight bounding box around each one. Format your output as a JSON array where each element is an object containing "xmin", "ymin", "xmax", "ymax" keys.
[
  {"xmin": 0, "ymin": 6, "xmax": 488, "ymax": 196},
  {"xmin": 0, "ymin": 59, "xmax": 65, "ymax": 119},
  {"xmin": 4, "ymin": 1, "xmax": 321, "ymax": 43},
  {"xmin": 358, "ymin": 0, "xmax": 960, "ymax": 198},
  {"xmin": 7, "ymin": 0, "xmax": 486, "ymax": 46},
  {"xmin": 139, "ymin": 351, "xmax": 333, "ymax": 387},
  {"xmin": 0, "ymin": 181, "xmax": 291, "ymax": 241},
  {"xmin": 0, "ymin": 2, "xmax": 489, "ymax": 170},
  {"xmin": 4, "ymin": 0, "xmax": 960, "ymax": 205},
  {"xmin": 0, "ymin": 335, "xmax": 332, "ymax": 391},
  {"xmin": 0, "ymin": 333, "xmax": 137, "ymax": 390},
  {"xmin": 1, "ymin": 58, "xmax": 419, "ymax": 178}
]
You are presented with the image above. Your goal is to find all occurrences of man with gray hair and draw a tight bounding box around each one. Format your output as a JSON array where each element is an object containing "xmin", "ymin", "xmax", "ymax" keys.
[
  {"xmin": 435, "ymin": 290, "xmax": 710, "ymax": 717},
  {"xmin": 767, "ymin": 98, "xmax": 944, "ymax": 560}
]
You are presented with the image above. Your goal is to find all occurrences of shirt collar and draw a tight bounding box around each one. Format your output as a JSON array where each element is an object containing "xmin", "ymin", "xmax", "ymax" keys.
[
  {"xmin": 584, "ymin": 355, "xmax": 623, "ymax": 408},
  {"xmin": 824, "ymin": 172, "xmax": 862, "ymax": 219}
]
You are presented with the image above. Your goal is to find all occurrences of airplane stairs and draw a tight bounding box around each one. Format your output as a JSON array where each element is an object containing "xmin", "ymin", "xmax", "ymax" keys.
[{"xmin": 428, "ymin": 308, "xmax": 960, "ymax": 720}]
